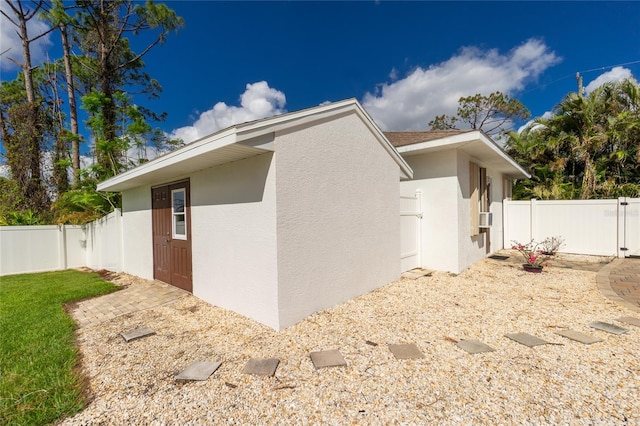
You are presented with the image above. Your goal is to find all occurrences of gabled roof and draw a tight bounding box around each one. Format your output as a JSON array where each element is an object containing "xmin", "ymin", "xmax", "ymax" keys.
[
  {"xmin": 385, "ymin": 130, "xmax": 474, "ymax": 147},
  {"xmin": 97, "ymin": 99, "xmax": 413, "ymax": 192},
  {"xmin": 385, "ymin": 130, "xmax": 530, "ymax": 179}
]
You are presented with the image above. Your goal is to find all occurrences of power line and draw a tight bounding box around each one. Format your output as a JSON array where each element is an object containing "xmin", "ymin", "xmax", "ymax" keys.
[
  {"xmin": 578, "ymin": 59, "xmax": 640, "ymax": 75},
  {"xmin": 522, "ymin": 59, "xmax": 640, "ymax": 95}
]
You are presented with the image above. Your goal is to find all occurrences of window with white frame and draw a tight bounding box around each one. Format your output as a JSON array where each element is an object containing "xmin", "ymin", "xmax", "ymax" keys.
[
  {"xmin": 171, "ymin": 188, "xmax": 187, "ymax": 240},
  {"xmin": 469, "ymin": 162, "xmax": 489, "ymax": 236}
]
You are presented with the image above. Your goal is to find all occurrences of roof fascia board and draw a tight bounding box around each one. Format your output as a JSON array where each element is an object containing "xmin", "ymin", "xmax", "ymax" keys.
[
  {"xmin": 98, "ymin": 98, "xmax": 415, "ymax": 192},
  {"xmin": 396, "ymin": 130, "xmax": 529, "ymax": 179},
  {"xmin": 235, "ymin": 98, "xmax": 413, "ymax": 179},
  {"xmin": 97, "ymin": 131, "xmax": 240, "ymax": 191},
  {"xmin": 235, "ymin": 98, "xmax": 358, "ymax": 140},
  {"xmin": 352, "ymin": 104, "xmax": 413, "ymax": 180},
  {"xmin": 394, "ymin": 131, "xmax": 477, "ymax": 154},
  {"xmin": 474, "ymin": 131, "xmax": 531, "ymax": 178}
]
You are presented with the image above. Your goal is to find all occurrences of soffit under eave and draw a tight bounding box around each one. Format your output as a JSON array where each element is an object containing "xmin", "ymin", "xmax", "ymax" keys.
[
  {"xmin": 397, "ymin": 139, "xmax": 528, "ymax": 179},
  {"xmin": 97, "ymin": 144, "xmax": 270, "ymax": 192}
]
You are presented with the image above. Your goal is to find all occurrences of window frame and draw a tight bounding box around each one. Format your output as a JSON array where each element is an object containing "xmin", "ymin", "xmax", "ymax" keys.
[
  {"xmin": 171, "ymin": 187, "xmax": 187, "ymax": 240},
  {"xmin": 470, "ymin": 162, "xmax": 489, "ymax": 236}
]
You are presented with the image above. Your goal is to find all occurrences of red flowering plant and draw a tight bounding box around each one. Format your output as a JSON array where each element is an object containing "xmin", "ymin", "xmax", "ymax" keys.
[{"xmin": 511, "ymin": 240, "xmax": 550, "ymax": 267}]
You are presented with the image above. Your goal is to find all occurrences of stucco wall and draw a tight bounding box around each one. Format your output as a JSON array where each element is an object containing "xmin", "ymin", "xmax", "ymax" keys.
[
  {"xmin": 400, "ymin": 150, "xmax": 461, "ymax": 272},
  {"xmin": 190, "ymin": 153, "xmax": 280, "ymax": 330},
  {"xmin": 121, "ymin": 186, "xmax": 154, "ymax": 280},
  {"xmin": 455, "ymin": 150, "xmax": 506, "ymax": 273},
  {"xmin": 275, "ymin": 113, "xmax": 401, "ymax": 329}
]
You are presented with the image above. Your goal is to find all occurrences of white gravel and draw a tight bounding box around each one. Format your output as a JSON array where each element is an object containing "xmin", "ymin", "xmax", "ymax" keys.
[{"xmin": 63, "ymin": 254, "xmax": 639, "ymax": 425}]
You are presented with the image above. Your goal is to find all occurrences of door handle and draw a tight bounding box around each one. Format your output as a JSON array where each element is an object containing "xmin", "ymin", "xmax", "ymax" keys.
[{"xmin": 165, "ymin": 239, "xmax": 171, "ymax": 243}]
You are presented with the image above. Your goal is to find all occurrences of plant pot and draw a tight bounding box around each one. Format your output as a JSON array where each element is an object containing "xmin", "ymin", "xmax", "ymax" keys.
[{"xmin": 523, "ymin": 264, "xmax": 543, "ymax": 273}]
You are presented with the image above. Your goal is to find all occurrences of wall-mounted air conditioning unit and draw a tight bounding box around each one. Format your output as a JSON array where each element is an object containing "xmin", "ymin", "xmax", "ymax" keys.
[{"xmin": 479, "ymin": 212, "xmax": 492, "ymax": 228}]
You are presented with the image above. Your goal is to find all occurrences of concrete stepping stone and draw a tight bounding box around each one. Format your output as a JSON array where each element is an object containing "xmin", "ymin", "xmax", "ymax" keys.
[
  {"xmin": 401, "ymin": 268, "xmax": 433, "ymax": 280},
  {"xmin": 120, "ymin": 326, "xmax": 155, "ymax": 342},
  {"xmin": 309, "ymin": 349, "xmax": 347, "ymax": 369},
  {"xmin": 175, "ymin": 361, "xmax": 221, "ymax": 381},
  {"xmin": 388, "ymin": 343, "xmax": 425, "ymax": 360},
  {"xmin": 456, "ymin": 339, "xmax": 495, "ymax": 354},
  {"xmin": 504, "ymin": 333, "xmax": 548, "ymax": 347},
  {"xmin": 242, "ymin": 358, "xmax": 280, "ymax": 376},
  {"xmin": 554, "ymin": 329, "xmax": 602, "ymax": 345},
  {"xmin": 616, "ymin": 316, "xmax": 640, "ymax": 328},
  {"xmin": 489, "ymin": 255, "xmax": 509, "ymax": 260},
  {"xmin": 588, "ymin": 321, "xmax": 629, "ymax": 335},
  {"xmin": 175, "ymin": 361, "xmax": 222, "ymax": 381}
]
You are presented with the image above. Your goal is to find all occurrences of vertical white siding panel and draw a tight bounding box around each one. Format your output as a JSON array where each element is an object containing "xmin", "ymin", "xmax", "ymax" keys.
[
  {"xmin": 0, "ymin": 226, "xmax": 63, "ymax": 275},
  {"xmin": 503, "ymin": 199, "xmax": 622, "ymax": 256},
  {"xmin": 64, "ymin": 226, "xmax": 87, "ymax": 268},
  {"xmin": 503, "ymin": 200, "xmax": 532, "ymax": 246}
]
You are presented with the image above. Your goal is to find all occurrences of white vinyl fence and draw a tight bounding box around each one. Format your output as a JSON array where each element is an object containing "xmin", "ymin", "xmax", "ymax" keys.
[
  {"xmin": 0, "ymin": 209, "xmax": 123, "ymax": 276},
  {"xmin": 504, "ymin": 198, "xmax": 640, "ymax": 257}
]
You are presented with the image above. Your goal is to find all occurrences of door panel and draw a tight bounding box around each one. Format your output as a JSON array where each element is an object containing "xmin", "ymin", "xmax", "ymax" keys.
[
  {"xmin": 171, "ymin": 244, "xmax": 191, "ymax": 289},
  {"xmin": 400, "ymin": 193, "xmax": 422, "ymax": 272},
  {"xmin": 151, "ymin": 181, "xmax": 192, "ymax": 292},
  {"xmin": 152, "ymin": 186, "xmax": 171, "ymax": 283}
]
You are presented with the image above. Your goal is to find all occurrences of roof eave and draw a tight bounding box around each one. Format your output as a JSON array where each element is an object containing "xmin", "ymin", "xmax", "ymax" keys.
[
  {"xmin": 234, "ymin": 99, "xmax": 413, "ymax": 180},
  {"xmin": 97, "ymin": 98, "xmax": 414, "ymax": 192},
  {"xmin": 396, "ymin": 130, "xmax": 530, "ymax": 179}
]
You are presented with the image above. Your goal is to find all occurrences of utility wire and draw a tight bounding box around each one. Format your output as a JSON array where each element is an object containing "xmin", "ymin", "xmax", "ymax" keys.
[{"xmin": 522, "ymin": 59, "xmax": 640, "ymax": 94}]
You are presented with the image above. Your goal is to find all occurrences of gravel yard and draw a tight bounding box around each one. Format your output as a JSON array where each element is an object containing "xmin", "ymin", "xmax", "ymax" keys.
[{"xmin": 64, "ymin": 255, "xmax": 639, "ymax": 425}]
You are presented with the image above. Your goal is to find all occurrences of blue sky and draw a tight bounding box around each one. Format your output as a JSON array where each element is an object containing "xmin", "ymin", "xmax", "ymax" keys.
[{"xmin": 1, "ymin": 1, "xmax": 640, "ymax": 149}]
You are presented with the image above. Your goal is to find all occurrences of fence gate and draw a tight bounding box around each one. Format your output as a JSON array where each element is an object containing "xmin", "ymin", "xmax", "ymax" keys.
[
  {"xmin": 400, "ymin": 191, "xmax": 422, "ymax": 272},
  {"xmin": 620, "ymin": 197, "xmax": 640, "ymax": 258}
]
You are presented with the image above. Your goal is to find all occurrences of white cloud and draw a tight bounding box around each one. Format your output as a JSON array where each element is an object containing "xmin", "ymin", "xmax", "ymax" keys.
[
  {"xmin": 0, "ymin": 1, "xmax": 53, "ymax": 71},
  {"xmin": 584, "ymin": 66, "xmax": 633, "ymax": 94},
  {"xmin": 517, "ymin": 110, "xmax": 553, "ymax": 134},
  {"xmin": 169, "ymin": 81, "xmax": 287, "ymax": 143},
  {"xmin": 125, "ymin": 144, "xmax": 169, "ymax": 165},
  {"xmin": 362, "ymin": 39, "xmax": 560, "ymax": 131}
]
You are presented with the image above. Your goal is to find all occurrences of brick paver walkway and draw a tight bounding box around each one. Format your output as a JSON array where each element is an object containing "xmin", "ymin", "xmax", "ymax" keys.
[
  {"xmin": 71, "ymin": 279, "xmax": 188, "ymax": 327},
  {"xmin": 596, "ymin": 258, "xmax": 640, "ymax": 313}
]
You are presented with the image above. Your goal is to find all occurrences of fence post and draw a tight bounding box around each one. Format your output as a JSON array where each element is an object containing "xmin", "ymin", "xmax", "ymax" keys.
[
  {"xmin": 58, "ymin": 225, "xmax": 68, "ymax": 270},
  {"xmin": 530, "ymin": 198, "xmax": 537, "ymax": 242},
  {"xmin": 117, "ymin": 208, "xmax": 124, "ymax": 272},
  {"xmin": 618, "ymin": 197, "xmax": 626, "ymax": 258},
  {"xmin": 503, "ymin": 199, "xmax": 510, "ymax": 248},
  {"xmin": 415, "ymin": 190, "xmax": 422, "ymax": 267}
]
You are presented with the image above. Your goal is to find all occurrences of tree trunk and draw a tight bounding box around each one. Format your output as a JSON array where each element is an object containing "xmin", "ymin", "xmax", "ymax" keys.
[
  {"xmin": 60, "ymin": 22, "xmax": 81, "ymax": 187},
  {"xmin": 8, "ymin": 0, "xmax": 49, "ymax": 211}
]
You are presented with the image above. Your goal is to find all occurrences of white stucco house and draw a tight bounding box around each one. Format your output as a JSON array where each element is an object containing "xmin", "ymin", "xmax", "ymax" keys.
[
  {"xmin": 385, "ymin": 130, "xmax": 530, "ymax": 274},
  {"xmin": 97, "ymin": 99, "xmax": 529, "ymax": 330},
  {"xmin": 97, "ymin": 99, "xmax": 413, "ymax": 331}
]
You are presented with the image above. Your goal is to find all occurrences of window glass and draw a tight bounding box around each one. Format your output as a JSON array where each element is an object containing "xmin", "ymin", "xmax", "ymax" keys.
[
  {"xmin": 171, "ymin": 189, "xmax": 187, "ymax": 239},
  {"xmin": 173, "ymin": 190, "xmax": 185, "ymax": 213}
]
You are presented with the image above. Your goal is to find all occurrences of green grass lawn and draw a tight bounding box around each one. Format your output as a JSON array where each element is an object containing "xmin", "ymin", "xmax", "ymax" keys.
[{"xmin": 0, "ymin": 270, "xmax": 118, "ymax": 425}]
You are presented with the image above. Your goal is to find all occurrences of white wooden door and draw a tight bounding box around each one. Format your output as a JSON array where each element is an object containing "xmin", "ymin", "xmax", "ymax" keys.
[{"xmin": 400, "ymin": 191, "xmax": 422, "ymax": 272}]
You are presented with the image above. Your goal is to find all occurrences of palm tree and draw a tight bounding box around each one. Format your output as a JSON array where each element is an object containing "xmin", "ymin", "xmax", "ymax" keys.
[{"xmin": 506, "ymin": 78, "xmax": 640, "ymax": 199}]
